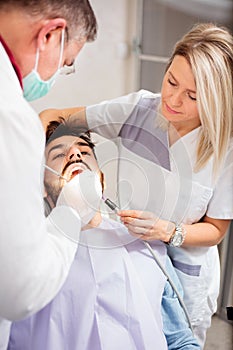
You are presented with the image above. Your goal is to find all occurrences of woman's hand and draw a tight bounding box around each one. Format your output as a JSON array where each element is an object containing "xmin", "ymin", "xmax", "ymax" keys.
[
  {"xmin": 118, "ymin": 210, "xmax": 175, "ymax": 242},
  {"xmin": 118, "ymin": 211, "xmax": 230, "ymax": 246},
  {"xmin": 39, "ymin": 107, "xmax": 86, "ymax": 131}
]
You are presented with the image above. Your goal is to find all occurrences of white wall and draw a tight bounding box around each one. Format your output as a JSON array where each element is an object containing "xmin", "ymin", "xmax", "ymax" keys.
[
  {"xmin": 31, "ymin": 0, "xmax": 137, "ymax": 113},
  {"xmin": 32, "ymin": 0, "xmax": 138, "ymax": 204}
]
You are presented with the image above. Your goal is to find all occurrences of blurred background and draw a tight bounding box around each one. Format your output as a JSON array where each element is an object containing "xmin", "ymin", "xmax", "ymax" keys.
[{"xmin": 31, "ymin": 1, "xmax": 232, "ymax": 348}]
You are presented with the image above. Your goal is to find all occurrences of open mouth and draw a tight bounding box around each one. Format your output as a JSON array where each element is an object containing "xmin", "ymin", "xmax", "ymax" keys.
[
  {"xmin": 70, "ymin": 168, "xmax": 83, "ymax": 180},
  {"xmin": 65, "ymin": 164, "xmax": 87, "ymax": 181}
]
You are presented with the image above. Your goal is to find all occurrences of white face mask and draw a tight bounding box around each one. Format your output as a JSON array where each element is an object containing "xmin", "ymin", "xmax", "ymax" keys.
[
  {"xmin": 56, "ymin": 170, "xmax": 102, "ymax": 227},
  {"xmin": 23, "ymin": 29, "xmax": 65, "ymax": 101}
]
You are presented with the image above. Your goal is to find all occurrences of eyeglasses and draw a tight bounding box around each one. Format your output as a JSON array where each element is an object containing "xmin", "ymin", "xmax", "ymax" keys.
[{"xmin": 60, "ymin": 63, "xmax": 76, "ymax": 75}]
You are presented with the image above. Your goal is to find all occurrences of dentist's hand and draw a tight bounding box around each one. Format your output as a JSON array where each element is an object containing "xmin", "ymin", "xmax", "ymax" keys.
[
  {"xmin": 57, "ymin": 171, "xmax": 102, "ymax": 227},
  {"xmin": 118, "ymin": 210, "xmax": 175, "ymax": 242}
]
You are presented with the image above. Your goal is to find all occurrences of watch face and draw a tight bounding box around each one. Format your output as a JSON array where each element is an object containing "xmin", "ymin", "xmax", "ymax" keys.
[{"xmin": 171, "ymin": 231, "xmax": 183, "ymax": 246}]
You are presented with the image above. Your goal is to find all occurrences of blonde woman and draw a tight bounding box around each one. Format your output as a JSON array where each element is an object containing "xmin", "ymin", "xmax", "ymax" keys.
[{"xmin": 40, "ymin": 23, "xmax": 233, "ymax": 348}]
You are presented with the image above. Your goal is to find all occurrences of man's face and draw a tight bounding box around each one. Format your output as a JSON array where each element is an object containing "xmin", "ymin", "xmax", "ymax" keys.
[{"xmin": 44, "ymin": 135, "xmax": 100, "ymax": 206}]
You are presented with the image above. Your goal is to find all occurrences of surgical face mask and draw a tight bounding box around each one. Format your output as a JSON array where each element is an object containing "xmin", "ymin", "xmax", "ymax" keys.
[
  {"xmin": 23, "ymin": 29, "xmax": 65, "ymax": 101},
  {"xmin": 56, "ymin": 170, "xmax": 102, "ymax": 227}
]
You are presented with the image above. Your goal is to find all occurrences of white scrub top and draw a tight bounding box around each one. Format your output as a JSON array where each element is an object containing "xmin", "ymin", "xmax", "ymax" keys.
[
  {"xmin": 0, "ymin": 41, "xmax": 81, "ymax": 348},
  {"xmin": 86, "ymin": 90, "xmax": 233, "ymax": 332}
]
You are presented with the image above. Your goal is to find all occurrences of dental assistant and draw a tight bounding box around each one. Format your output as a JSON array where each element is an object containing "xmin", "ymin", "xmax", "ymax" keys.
[
  {"xmin": 0, "ymin": 1, "xmax": 97, "ymax": 347},
  {"xmin": 40, "ymin": 23, "xmax": 233, "ymax": 349}
]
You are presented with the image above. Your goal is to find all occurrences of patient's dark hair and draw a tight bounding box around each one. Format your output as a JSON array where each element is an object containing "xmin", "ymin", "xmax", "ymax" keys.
[{"xmin": 46, "ymin": 117, "xmax": 95, "ymax": 152}]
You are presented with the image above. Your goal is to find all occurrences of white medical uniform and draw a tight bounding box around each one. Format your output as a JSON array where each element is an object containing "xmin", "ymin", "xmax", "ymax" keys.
[
  {"xmin": 0, "ymin": 42, "xmax": 81, "ymax": 349},
  {"xmin": 86, "ymin": 90, "xmax": 233, "ymax": 348}
]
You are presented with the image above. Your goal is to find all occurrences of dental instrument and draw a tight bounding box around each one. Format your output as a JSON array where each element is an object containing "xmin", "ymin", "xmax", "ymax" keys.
[
  {"xmin": 44, "ymin": 164, "xmax": 67, "ymax": 180},
  {"xmin": 102, "ymin": 196, "xmax": 119, "ymax": 213}
]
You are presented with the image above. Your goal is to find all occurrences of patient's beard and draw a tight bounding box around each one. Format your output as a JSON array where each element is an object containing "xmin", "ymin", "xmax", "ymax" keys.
[{"xmin": 44, "ymin": 181, "xmax": 63, "ymax": 208}]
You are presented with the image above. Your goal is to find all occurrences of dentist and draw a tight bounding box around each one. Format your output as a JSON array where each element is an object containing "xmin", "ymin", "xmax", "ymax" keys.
[{"xmin": 0, "ymin": 1, "xmax": 97, "ymax": 348}]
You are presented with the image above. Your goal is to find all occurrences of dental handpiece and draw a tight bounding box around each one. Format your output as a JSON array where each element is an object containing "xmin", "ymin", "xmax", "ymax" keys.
[
  {"xmin": 44, "ymin": 164, "xmax": 67, "ymax": 181},
  {"xmin": 102, "ymin": 196, "xmax": 119, "ymax": 213}
]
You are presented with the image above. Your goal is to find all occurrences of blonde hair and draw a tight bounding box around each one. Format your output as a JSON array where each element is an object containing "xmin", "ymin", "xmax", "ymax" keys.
[{"xmin": 167, "ymin": 23, "xmax": 233, "ymax": 175}]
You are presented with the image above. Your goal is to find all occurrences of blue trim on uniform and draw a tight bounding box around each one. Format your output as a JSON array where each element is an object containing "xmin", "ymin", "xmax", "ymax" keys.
[
  {"xmin": 119, "ymin": 96, "xmax": 171, "ymax": 170},
  {"xmin": 173, "ymin": 260, "xmax": 201, "ymax": 277}
]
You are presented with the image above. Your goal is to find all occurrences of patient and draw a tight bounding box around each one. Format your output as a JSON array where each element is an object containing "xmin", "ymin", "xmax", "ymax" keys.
[{"xmin": 8, "ymin": 118, "xmax": 200, "ymax": 350}]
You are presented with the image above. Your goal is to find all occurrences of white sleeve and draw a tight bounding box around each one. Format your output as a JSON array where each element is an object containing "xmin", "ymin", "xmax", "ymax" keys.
[
  {"xmin": 86, "ymin": 90, "xmax": 155, "ymax": 139},
  {"xmin": 0, "ymin": 100, "xmax": 81, "ymax": 321},
  {"xmin": 207, "ymin": 143, "xmax": 233, "ymax": 219}
]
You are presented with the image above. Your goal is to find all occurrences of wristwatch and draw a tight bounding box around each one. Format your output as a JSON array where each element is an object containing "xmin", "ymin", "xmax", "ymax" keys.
[{"xmin": 168, "ymin": 224, "xmax": 186, "ymax": 247}]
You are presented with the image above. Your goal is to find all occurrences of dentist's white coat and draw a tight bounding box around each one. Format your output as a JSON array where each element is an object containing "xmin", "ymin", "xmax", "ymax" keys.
[{"xmin": 0, "ymin": 43, "xmax": 81, "ymax": 349}]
